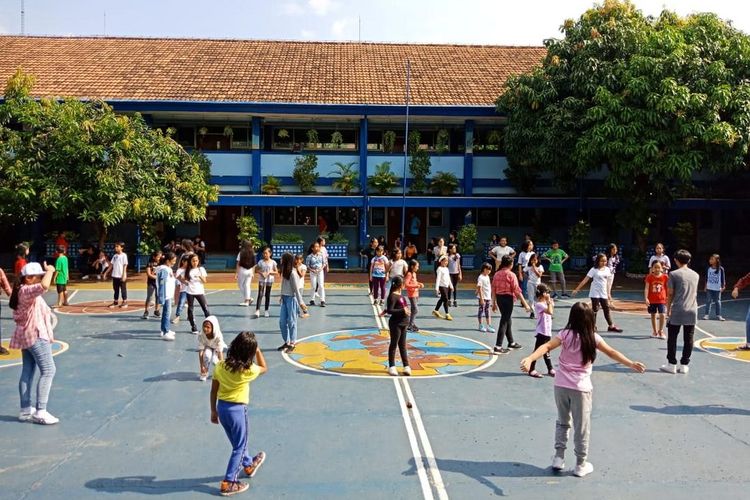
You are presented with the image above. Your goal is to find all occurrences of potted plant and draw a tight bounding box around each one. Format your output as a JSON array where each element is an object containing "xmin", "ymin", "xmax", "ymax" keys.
[
  {"xmin": 271, "ymin": 232, "xmax": 305, "ymax": 256},
  {"xmin": 487, "ymin": 129, "xmax": 503, "ymax": 151},
  {"xmin": 568, "ymin": 220, "xmax": 591, "ymax": 270},
  {"xmin": 236, "ymin": 215, "xmax": 263, "ymax": 250},
  {"xmin": 198, "ymin": 126, "xmax": 208, "ymax": 137},
  {"xmin": 457, "ymin": 223, "xmax": 478, "ymax": 269},
  {"xmin": 430, "ymin": 171, "xmax": 459, "ymax": 195},
  {"xmin": 276, "ymin": 128, "xmax": 291, "ymax": 148},
  {"xmin": 261, "ymin": 175, "xmax": 282, "ymax": 195},
  {"xmin": 330, "ymin": 161, "xmax": 359, "ymax": 195},
  {"xmin": 330, "ymin": 130, "xmax": 344, "ymax": 149},
  {"xmin": 223, "ymin": 125, "xmax": 234, "ymax": 137},
  {"xmin": 383, "ymin": 130, "xmax": 396, "ymax": 153},
  {"xmin": 408, "ymin": 131, "xmax": 431, "ymax": 194},
  {"xmin": 435, "ymin": 128, "xmax": 450, "ymax": 154},
  {"xmin": 368, "ymin": 161, "xmax": 399, "ymax": 195},
  {"xmin": 306, "ymin": 129, "xmax": 319, "ymax": 149},
  {"xmin": 292, "ymin": 154, "xmax": 319, "ymax": 193}
]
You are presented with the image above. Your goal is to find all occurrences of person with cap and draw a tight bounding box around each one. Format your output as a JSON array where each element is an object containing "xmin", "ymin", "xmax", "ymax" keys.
[
  {"xmin": 8, "ymin": 262, "xmax": 59, "ymax": 424},
  {"xmin": 0, "ymin": 266, "xmax": 12, "ymax": 355}
]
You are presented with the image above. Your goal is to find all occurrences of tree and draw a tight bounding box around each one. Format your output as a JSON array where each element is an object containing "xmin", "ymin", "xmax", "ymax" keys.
[
  {"xmin": 0, "ymin": 69, "xmax": 219, "ymax": 247},
  {"xmin": 497, "ymin": 0, "xmax": 750, "ymax": 247},
  {"xmin": 408, "ymin": 130, "xmax": 431, "ymax": 194}
]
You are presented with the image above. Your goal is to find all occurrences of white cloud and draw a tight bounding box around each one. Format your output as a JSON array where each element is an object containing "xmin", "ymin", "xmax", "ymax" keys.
[
  {"xmin": 282, "ymin": 1, "xmax": 305, "ymax": 16},
  {"xmin": 308, "ymin": 0, "xmax": 336, "ymax": 16},
  {"xmin": 300, "ymin": 29, "xmax": 316, "ymax": 39},
  {"xmin": 331, "ymin": 17, "xmax": 356, "ymax": 39}
]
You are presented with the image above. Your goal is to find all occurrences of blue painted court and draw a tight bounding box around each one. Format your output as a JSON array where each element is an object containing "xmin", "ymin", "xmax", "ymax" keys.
[{"xmin": 1, "ymin": 285, "xmax": 749, "ymax": 499}]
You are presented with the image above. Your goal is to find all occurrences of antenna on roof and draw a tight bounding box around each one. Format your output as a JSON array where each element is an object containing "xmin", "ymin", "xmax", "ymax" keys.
[
  {"xmin": 20, "ymin": 0, "xmax": 25, "ymax": 35},
  {"xmin": 358, "ymin": 16, "xmax": 361, "ymax": 43},
  {"xmin": 103, "ymin": 11, "xmax": 107, "ymax": 36}
]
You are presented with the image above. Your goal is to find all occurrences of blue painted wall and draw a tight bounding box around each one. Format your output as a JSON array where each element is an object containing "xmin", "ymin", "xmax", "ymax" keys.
[
  {"xmin": 261, "ymin": 153, "xmax": 360, "ymax": 178},
  {"xmin": 205, "ymin": 152, "xmax": 252, "ymax": 177}
]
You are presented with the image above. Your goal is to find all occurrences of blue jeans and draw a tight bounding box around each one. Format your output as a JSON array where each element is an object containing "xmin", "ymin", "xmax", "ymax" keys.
[
  {"xmin": 217, "ymin": 400, "xmax": 253, "ymax": 482},
  {"xmin": 160, "ymin": 299, "xmax": 172, "ymax": 334},
  {"xmin": 279, "ymin": 295, "xmax": 299, "ymax": 344},
  {"xmin": 706, "ymin": 290, "xmax": 722, "ymax": 317},
  {"xmin": 745, "ymin": 305, "xmax": 750, "ymax": 344},
  {"xmin": 175, "ymin": 291, "xmax": 187, "ymax": 317},
  {"xmin": 19, "ymin": 338, "xmax": 56, "ymax": 411}
]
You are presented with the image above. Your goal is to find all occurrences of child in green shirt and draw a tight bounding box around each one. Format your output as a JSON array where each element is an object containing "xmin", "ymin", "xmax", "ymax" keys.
[
  {"xmin": 54, "ymin": 245, "xmax": 69, "ymax": 308},
  {"xmin": 542, "ymin": 241, "xmax": 569, "ymax": 298}
]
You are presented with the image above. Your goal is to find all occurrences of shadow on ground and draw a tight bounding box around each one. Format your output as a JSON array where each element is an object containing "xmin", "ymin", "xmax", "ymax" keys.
[
  {"xmin": 84, "ymin": 475, "xmax": 224, "ymax": 495},
  {"xmin": 630, "ymin": 404, "xmax": 750, "ymax": 416}
]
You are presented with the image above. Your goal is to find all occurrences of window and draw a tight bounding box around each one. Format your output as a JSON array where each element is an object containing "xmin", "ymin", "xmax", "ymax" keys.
[
  {"xmin": 370, "ymin": 207, "xmax": 386, "ymax": 226},
  {"xmin": 295, "ymin": 207, "xmax": 316, "ymax": 226},
  {"xmin": 478, "ymin": 208, "xmax": 498, "ymax": 227},
  {"xmin": 230, "ymin": 127, "xmax": 251, "ymax": 150},
  {"xmin": 339, "ymin": 208, "xmax": 359, "ymax": 227},
  {"xmin": 474, "ymin": 127, "xmax": 506, "ymax": 154},
  {"xmin": 269, "ymin": 126, "xmax": 357, "ymax": 151},
  {"xmin": 428, "ymin": 208, "xmax": 443, "ymax": 227},
  {"xmin": 274, "ymin": 207, "xmax": 295, "ymax": 225},
  {"xmin": 175, "ymin": 126, "xmax": 195, "ymax": 148},
  {"xmin": 499, "ymin": 208, "xmax": 519, "ymax": 226}
]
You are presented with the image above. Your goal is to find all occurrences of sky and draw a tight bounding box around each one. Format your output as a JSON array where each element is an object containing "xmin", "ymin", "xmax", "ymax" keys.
[{"xmin": 0, "ymin": 0, "xmax": 748, "ymax": 45}]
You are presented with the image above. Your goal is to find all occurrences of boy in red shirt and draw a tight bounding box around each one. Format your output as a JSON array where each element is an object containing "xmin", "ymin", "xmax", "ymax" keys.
[
  {"xmin": 645, "ymin": 261, "xmax": 668, "ymax": 339},
  {"xmin": 731, "ymin": 272, "xmax": 750, "ymax": 350}
]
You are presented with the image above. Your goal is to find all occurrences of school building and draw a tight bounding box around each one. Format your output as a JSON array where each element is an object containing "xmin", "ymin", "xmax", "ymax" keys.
[{"xmin": 1, "ymin": 36, "xmax": 748, "ymax": 266}]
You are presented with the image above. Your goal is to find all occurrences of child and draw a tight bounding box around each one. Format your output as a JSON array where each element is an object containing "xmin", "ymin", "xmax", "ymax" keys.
[
  {"xmin": 105, "ymin": 242, "xmax": 129, "ymax": 308},
  {"xmin": 0, "ymin": 266, "xmax": 12, "ymax": 355},
  {"xmin": 520, "ymin": 302, "xmax": 645, "ymax": 477},
  {"xmin": 198, "ymin": 316, "xmax": 227, "ymax": 381},
  {"xmin": 278, "ymin": 252, "xmax": 309, "ymax": 352},
  {"xmin": 14, "ymin": 243, "xmax": 29, "ymax": 277},
  {"xmin": 605, "ymin": 243, "xmax": 620, "ymax": 300},
  {"xmin": 171, "ymin": 254, "xmax": 190, "ymax": 325},
  {"xmin": 94, "ymin": 250, "xmax": 109, "ymax": 280},
  {"xmin": 661, "ymin": 249, "xmax": 699, "ymax": 375},
  {"xmin": 390, "ymin": 248, "xmax": 408, "ymax": 280},
  {"xmin": 426, "ymin": 237, "xmax": 438, "ymax": 266},
  {"xmin": 142, "ymin": 250, "xmax": 162, "ymax": 319},
  {"xmin": 517, "ymin": 240, "xmax": 535, "ymax": 299},
  {"xmin": 306, "ymin": 241, "xmax": 327, "ymax": 307},
  {"xmin": 528, "ymin": 284, "xmax": 555, "ymax": 378},
  {"xmin": 572, "ymin": 253, "xmax": 623, "ymax": 333},
  {"xmin": 235, "ymin": 240, "xmax": 256, "ymax": 307},
  {"xmin": 524, "ymin": 253, "xmax": 544, "ymax": 319},
  {"xmin": 294, "ymin": 254, "xmax": 307, "ymax": 316},
  {"xmin": 644, "ymin": 261, "xmax": 668, "ymax": 338},
  {"xmin": 185, "ymin": 254, "xmax": 211, "ymax": 335},
  {"xmin": 254, "ymin": 246, "xmax": 278, "ymax": 318},
  {"xmin": 210, "ymin": 332, "xmax": 267, "ymax": 496},
  {"xmin": 9, "ymin": 262, "xmax": 59, "ymax": 424},
  {"xmin": 433, "ymin": 255, "xmax": 454, "ymax": 320},
  {"xmin": 491, "ymin": 255, "xmax": 531, "ymax": 353},
  {"xmin": 476, "ymin": 262, "xmax": 495, "ymax": 333},
  {"xmin": 53, "ymin": 245, "xmax": 69, "ymax": 309},
  {"xmin": 404, "ymin": 241, "xmax": 419, "ymax": 264},
  {"xmin": 730, "ymin": 272, "xmax": 750, "ymax": 350},
  {"xmin": 404, "ymin": 260, "xmax": 424, "ymax": 332},
  {"xmin": 542, "ymin": 241, "xmax": 569, "ymax": 298},
  {"xmin": 156, "ymin": 252, "xmax": 177, "ymax": 341},
  {"xmin": 381, "ymin": 276, "xmax": 411, "ymax": 376},
  {"xmin": 447, "ymin": 244, "xmax": 462, "ymax": 307},
  {"xmin": 432, "ymin": 237, "xmax": 447, "ymax": 273},
  {"xmin": 703, "ymin": 253, "xmax": 726, "ymax": 321},
  {"xmin": 370, "ymin": 246, "xmax": 390, "ymax": 306},
  {"xmin": 648, "ymin": 243, "xmax": 671, "ymax": 272}
]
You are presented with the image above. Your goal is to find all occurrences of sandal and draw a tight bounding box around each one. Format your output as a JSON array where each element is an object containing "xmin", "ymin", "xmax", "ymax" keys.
[{"xmin": 529, "ymin": 370, "xmax": 543, "ymax": 378}]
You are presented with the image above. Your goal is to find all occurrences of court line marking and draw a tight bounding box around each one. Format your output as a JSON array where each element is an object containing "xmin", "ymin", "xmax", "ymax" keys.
[
  {"xmin": 0, "ymin": 341, "xmax": 70, "ymax": 369},
  {"xmin": 393, "ymin": 377, "xmax": 435, "ymax": 500}
]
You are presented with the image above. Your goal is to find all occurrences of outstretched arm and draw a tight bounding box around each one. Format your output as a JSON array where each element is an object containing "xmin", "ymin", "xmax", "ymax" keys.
[
  {"xmin": 521, "ymin": 337, "xmax": 562, "ymax": 372},
  {"xmin": 597, "ymin": 339, "xmax": 646, "ymax": 372}
]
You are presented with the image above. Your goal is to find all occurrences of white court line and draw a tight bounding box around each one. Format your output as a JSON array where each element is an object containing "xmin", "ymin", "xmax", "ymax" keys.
[
  {"xmin": 204, "ymin": 288, "xmax": 225, "ymax": 295},
  {"xmin": 67, "ymin": 290, "xmax": 79, "ymax": 302},
  {"xmin": 393, "ymin": 378, "xmax": 435, "ymax": 500}
]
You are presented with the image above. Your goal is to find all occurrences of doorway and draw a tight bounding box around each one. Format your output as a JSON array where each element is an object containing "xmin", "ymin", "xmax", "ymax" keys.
[
  {"xmin": 387, "ymin": 207, "xmax": 426, "ymax": 252},
  {"xmin": 201, "ymin": 206, "xmax": 241, "ymax": 252}
]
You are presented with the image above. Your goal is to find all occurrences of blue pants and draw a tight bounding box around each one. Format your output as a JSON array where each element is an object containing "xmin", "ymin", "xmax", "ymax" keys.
[
  {"xmin": 745, "ymin": 306, "xmax": 750, "ymax": 344},
  {"xmin": 19, "ymin": 338, "xmax": 56, "ymax": 411},
  {"xmin": 159, "ymin": 299, "xmax": 172, "ymax": 334},
  {"xmin": 706, "ymin": 290, "xmax": 722, "ymax": 317},
  {"xmin": 175, "ymin": 291, "xmax": 187, "ymax": 317},
  {"xmin": 217, "ymin": 400, "xmax": 253, "ymax": 482},
  {"xmin": 279, "ymin": 295, "xmax": 299, "ymax": 344}
]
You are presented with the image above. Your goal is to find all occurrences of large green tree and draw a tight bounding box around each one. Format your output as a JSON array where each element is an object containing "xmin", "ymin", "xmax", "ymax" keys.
[
  {"xmin": 0, "ymin": 69, "xmax": 219, "ymax": 246},
  {"xmin": 497, "ymin": 0, "xmax": 750, "ymax": 246}
]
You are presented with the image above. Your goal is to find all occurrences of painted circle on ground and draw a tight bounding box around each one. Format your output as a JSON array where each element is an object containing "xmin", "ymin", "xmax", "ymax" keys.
[
  {"xmin": 55, "ymin": 301, "xmax": 135, "ymax": 315},
  {"xmin": 283, "ymin": 327, "xmax": 496, "ymax": 378},
  {"xmin": 696, "ymin": 337, "xmax": 750, "ymax": 363},
  {"xmin": 0, "ymin": 340, "xmax": 70, "ymax": 369}
]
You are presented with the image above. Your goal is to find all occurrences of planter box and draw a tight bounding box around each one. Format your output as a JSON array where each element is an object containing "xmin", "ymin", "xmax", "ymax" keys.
[
  {"xmin": 461, "ymin": 255, "xmax": 476, "ymax": 270},
  {"xmin": 326, "ymin": 243, "xmax": 349, "ymax": 269},
  {"xmin": 271, "ymin": 243, "xmax": 304, "ymax": 256}
]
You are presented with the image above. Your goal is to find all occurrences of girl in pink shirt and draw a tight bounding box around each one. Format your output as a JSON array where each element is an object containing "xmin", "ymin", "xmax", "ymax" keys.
[{"xmin": 520, "ymin": 302, "xmax": 645, "ymax": 478}]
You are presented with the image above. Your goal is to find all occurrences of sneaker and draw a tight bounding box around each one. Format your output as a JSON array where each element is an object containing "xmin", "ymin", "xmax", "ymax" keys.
[
  {"xmin": 120, "ymin": 302, "xmax": 129, "ymax": 309},
  {"xmin": 276, "ymin": 343, "xmax": 289, "ymax": 351},
  {"xmin": 254, "ymin": 310, "xmax": 260, "ymax": 318},
  {"xmin": 529, "ymin": 312, "xmax": 535, "ymax": 319},
  {"xmin": 548, "ymin": 369, "xmax": 556, "ymax": 377},
  {"xmin": 320, "ymin": 301, "xmax": 326, "ymax": 308},
  {"xmin": 387, "ymin": 366, "xmax": 398, "ymax": 376},
  {"xmin": 191, "ymin": 330, "xmax": 199, "ymax": 335},
  {"xmin": 678, "ymin": 364, "xmax": 690, "ymax": 374},
  {"xmin": 154, "ymin": 310, "xmax": 161, "ymax": 318},
  {"xmin": 551, "ymin": 456, "xmax": 565, "ymax": 471},
  {"xmin": 244, "ymin": 451, "xmax": 266, "ymax": 477},
  {"xmin": 508, "ymin": 342, "xmax": 523, "ymax": 350},
  {"xmin": 529, "ymin": 370, "xmax": 543, "ymax": 378},
  {"xmin": 286, "ymin": 343, "xmax": 296, "ymax": 352},
  {"xmin": 81, "ymin": 275, "xmax": 89, "ymax": 280},
  {"xmin": 309, "ymin": 300, "xmax": 315, "ymax": 306},
  {"xmin": 0, "ymin": 346, "xmax": 9, "ymax": 355},
  {"xmin": 445, "ymin": 313, "xmax": 453, "ymax": 321},
  {"xmin": 478, "ymin": 325, "xmax": 487, "ymax": 332},
  {"xmin": 717, "ymin": 316, "xmax": 726, "ymax": 321},
  {"xmin": 141, "ymin": 312, "xmax": 149, "ymax": 319},
  {"xmin": 162, "ymin": 331, "xmax": 176, "ymax": 341},
  {"xmin": 493, "ymin": 346, "xmax": 510, "ymax": 355},
  {"xmin": 737, "ymin": 344, "xmax": 750, "ymax": 351},
  {"xmin": 108, "ymin": 302, "xmax": 118, "ymax": 309},
  {"xmin": 264, "ymin": 311, "xmax": 269, "ymax": 318},
  {"xmin": 573, "ymin": 462, "xmax": 594, "ymax": 478},
  {"xmin": 239, "ymin": 302, "xmax": 249, "ymax": 306},
  {"xmin": 551, "ymin": 293, "xmax": 559, "ymax": 299},
  {"xmin": 660, "ymin": 363, "xmax": 677, "ymax": 374},
  {"xmin": 219, "ymin": 480, "xmax": 249, "ymax": 496},
  {"xmin": 19, "ymin": 407, "xmax": 35, "ymax": 422},
  {"xmin": 486, "ymin": 326, "xmax": 496, "ymax": 333},
  {"xmin": 411, "ymin": 325, "xmax": 420, "ymax": 332},
  {"xmin": 651, "ymin": 332, "xmax": 659, "ymax": 338},
  {"xmin": 32, "ymin": 410, "xmax": 59, "ymax": 425},
  {"xmin": 171, "ymin": 316, "xmax": 180, "ymax": 325},
  {"xmin": 432, "ymin": 310, "xmax": 443, "ymax": 319},
  {"xmin": 702, "ymin": 314, "xmax": 709, "ymax": 320},
  {"xmin": 199, "ymin": 373, "xmax": 208, "ymax": 382},
  {"xmin": 562, "ymin": 293, "xmax": 571, "ymax": 298},
  {"xmin": 403, "ymin": 366, "xmax": 412, "ymax": 376},
  {"xmin": 452, "ymin": 300, "xmax": 458, "ymax": 307},
  {"xmin": 607, "ymin": 325, "xmax": 623, "ymax": 333}
]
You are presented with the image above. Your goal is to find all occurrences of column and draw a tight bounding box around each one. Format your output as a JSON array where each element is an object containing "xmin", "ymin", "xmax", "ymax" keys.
[
  {"xmin": 463, "ymin": 120, "xmax": 474, "ymax": 197},
  {"xmin": 251, "ymin": 117, "xmax": 262, "ymax": 194},
  {"xmin": 358, "ymin": 117, "xmax": 369, "ymax": 249}
]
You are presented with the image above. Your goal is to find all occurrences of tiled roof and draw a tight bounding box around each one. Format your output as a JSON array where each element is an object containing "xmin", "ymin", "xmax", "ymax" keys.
[{"xmin": 0, "ymin": 36, "xmax": 544, "ymax": 106}]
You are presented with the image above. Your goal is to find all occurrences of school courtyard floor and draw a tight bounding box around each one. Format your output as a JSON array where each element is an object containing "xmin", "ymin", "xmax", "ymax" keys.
[{"xmin": 1, "ymin": 276, "xmax": 749, "ymax": 499}]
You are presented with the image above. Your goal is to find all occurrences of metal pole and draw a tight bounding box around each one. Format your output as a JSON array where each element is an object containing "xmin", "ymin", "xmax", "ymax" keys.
[{"xmin": 400, "ymin": 60, "xmax": 410, "ymax": 251}]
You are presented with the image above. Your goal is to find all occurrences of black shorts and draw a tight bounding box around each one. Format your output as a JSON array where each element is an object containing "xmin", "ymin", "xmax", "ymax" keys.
[
  {"xmin": 56, "ymin": 284, "xmax": 67, "ymax": 293},
  {"xmin": 647, "ymin": 303, "xmax": 666, "ymax": 314}
]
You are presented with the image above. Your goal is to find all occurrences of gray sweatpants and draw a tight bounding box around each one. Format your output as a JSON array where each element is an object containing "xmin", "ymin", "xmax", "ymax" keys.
[{"xmin": 554, "ymin": 385, "xmax": 592, "ymax": 466}]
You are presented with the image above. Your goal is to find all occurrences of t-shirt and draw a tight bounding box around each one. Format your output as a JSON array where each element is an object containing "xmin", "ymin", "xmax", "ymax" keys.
[
  {"xmin": 607, "ymin": 254, "xmax": 620, "ymax": 275},
  {"xmin": 490, "ymin": 245, "xmax": 514, "ymax": 269},
  {"xmin": 146, "ymin": 259, "xmax": 158, "ymax": 285},
  {"xmin": 535, "ymin": 301, "xmax": 552, "ymax": 336},
  {"xmin": 555, "ymin": 328, "xmax": 603, "ymax": 393},
  {"xmin": 386, "ymin": 293, "xmax": 409, "ymax": 326},
  {"xmin": 586, "ymin": 266, "xmax": 612, "ymax": 299},
  {"xmin": 390, "ymin": 259, "xmax": 408, "ymax": 278},
  {"xmin": 477, "ymin": 274, "xmax": 492, "ymax": 301},
  {"xmin": 55, "ymin": 255, "xmax": 69, "ymax": 285},
  {"xmin": 213, "ymin": 362, "xmax": 262, "ymax": 405},
  {"xmin": 447, "ymin": 254, "xmax": 461, "ymax": 274},
  {"xmin": 110, "ymin": 252, "xmax": 128, "ymax": 279},
  {"xmin": 543, "ymin": 248, "xmax": 567, "ymax": 273},
  {"xmin": 371, "ymin": 255, "xmax": 388, "ymax": 278},
  {"xmin": 306, "ymin": 253, "xmax": 325, "ymax": 271},
  {"xmin": 517, "ymin": 251, "xmax": 534, "ymax": 269},
  {"xmin": 198, "ymin": 331, "xmax": 226, "ymax": 352},
  {"xmin": 14, "ymin": 257, "xmax": 27, "ymax": 276},
  {"xmin": 175, "ymin": 268, "xmax": 187, "ymax": 293},
  {"xmin": 645, "ymin": 273, "xmax": 668, "ymax": 304},
  {"xmin": 525, "ymin": 264, "xmax": 544, "ymax": 287},
  {"xmin": 156, "ymin": 264, "xmax": 176, "ymax": 301},
  {"xmin": 668, "ymin": 266, "xmax": 699, "ymax": 325},
  {"xmin": 649, "ymin": 254, "xmax": 671, "ymax": 272},
  {"xmin": 705, "ymin": 266, "xmax": 726, "ymax": 292},
  {"xmin": 256, "ymin": 259, "xmax": 277, "ymax": 284},
  {"xmin": 409, "ymin": 216, "xmax": 421, "ymax": 235},
  {"xmin": 186, "ymin": 267, "xmax": 207, "ymax": 295}
]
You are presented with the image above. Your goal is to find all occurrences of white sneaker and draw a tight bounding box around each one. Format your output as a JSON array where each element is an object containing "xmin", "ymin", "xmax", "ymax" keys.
[
  {"xmin": 551, "ymin": 456, "xmax": 565, "ymax": 471},
  {"xmin": 264, "ymin": 311, "xmax": 270, "ymax": 318},
  {"xmin": 702, "ymin": 314, "xmax": 709, "ymax": 320},
  {"xmin": 199, "ymin": 374, "xmax": 208, "ymax": 381},
  {"xmin": 387, "ymin": 366, "xmax": 398, "ymax": 376},
  {"xmin": 573, "ymin": 462, "xmax": 594, "ymax": 477},
  {"xmin": 478, "ymin": 325, "xmax": 487, "ymax": 332},
  {"xmin": 171, "ymin": 316, "xmax": 180, "ymax": 325},
  {"xmin": 254, "ymin": 310, "xmax": 260, "ymax": 318},
  {"xmin": 660, "ymin": 363, "xmax": 677, "ymax": 374},
  {"xmin": 32, "ymin": 410, "xmax": 59, "ymax": 425},
  {"xmin": 487, "ymin": 326, "xmax": 496, "ymax": 333},
  {"xmin": 403, "ymin": 366, "xmax": 412, "ymax": 376},
  {"xmin": 190, "ymin": 330, "xmax": 199, "ymax": 335},
  {"xmin": 163, "ymin": 331, "xmax": 176, "ymax": 341},
  {"xmin": 19, "ymin": 407, "xmax": 35, "ymax": 422},
  {"xmin": 239, "ymin": 302, "xmax": 249, "ymax": 306},
  {"xmin": 678, "ymin": 364, "xmax": 690, "ymax": 374}
]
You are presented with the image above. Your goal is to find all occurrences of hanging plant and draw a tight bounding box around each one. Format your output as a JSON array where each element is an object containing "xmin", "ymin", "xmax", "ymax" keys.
[
  {"xmin": 198, "ymin": 126, "xmax": 208, "ymax": 136},
  {"xmin": 306, "ymin": 129, "xmax": 319, "ymax": 149},
  {"xmin": 223, "ymin": 125, "xmax": 234, "ymax": 137},
  {"xmin": 383, "ymin": 130, "xmax": 396, "ymax": 153},
  {"xmin": 331, "ymin": 131, "xmax": 343, "ymax": 149},
  {"xmin": 435, "ymin": 128, "xmax": 450, "ymax": 154},
  {"xmin": 277, "ymin": 128, "xmax": 290, "ymax": 139}
]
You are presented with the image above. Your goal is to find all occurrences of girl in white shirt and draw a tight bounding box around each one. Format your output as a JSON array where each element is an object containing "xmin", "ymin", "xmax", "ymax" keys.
[
  {"xmin": 254, "ymin": 247, "xmax": 278, "ymax": 318},
  {"xmin": 447, "ymin": 244, "xmax": 462, "ymax": 307},
  {"xmin": 524, "ymin": 253, "xmax": 544, "ymax": 318},
  {"xmin": 432, "ymin": 238, "xmax": 447, "ymax": 274},
  {"xmin": 648, "ymin": 243, "xmax": 671, "ymax": 272},
  {"xmin": 572, "ymin": 253, "xmax": 623, "ymax": 333},
  {"xmin": 185, "ymin": 253, "xmax": 211, "ymax": 335},
  {"xmin": 432, "ymin": 256, "xmax": 454, "ymax": 320}
]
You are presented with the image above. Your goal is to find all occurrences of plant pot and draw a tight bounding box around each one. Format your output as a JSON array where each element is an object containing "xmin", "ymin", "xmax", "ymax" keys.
[
  {"xmin": 262, "ymin": 188, "xmax": 279, "ymax": 195},
  {"xmin": 461, "ymin": 255, "xmax": 476, "ymax": 270}
]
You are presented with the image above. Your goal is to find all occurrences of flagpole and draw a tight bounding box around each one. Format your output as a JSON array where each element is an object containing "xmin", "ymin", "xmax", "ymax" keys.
[{"xmin": 401, "ymin": 60, "xmax": 410, "ymax": 251}]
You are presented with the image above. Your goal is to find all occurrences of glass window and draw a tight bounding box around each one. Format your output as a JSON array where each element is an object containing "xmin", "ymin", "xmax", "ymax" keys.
[
  {"xmin": 428, "ymin": 208, "xmax": 443, "ymax": 227},
  {"xmin": 317, "ymin": 207, "xmax": 337, "ymax": 230},
  {"xmin": 230, "ymin": 127, "xmax": 250, "ymax": 149},
  {"xmin": 339, "ymin": 207, "xmax": 359, "ymax": 226},
  {"xmin": 478, "ymin": 208, "xmax": 498, "ymax": 227},
  {"xmin": 274, "ymin": 207, "xmax": 295, "ymax": 225},
  {"xmin": 499, "ymin": 208, "xmax": 519, "ymax": 226},
  {"xmin": 295, "ymin": 207, "xmax": 316, "ymax": 226},
  {"xmin": 370, "ymin": 207, "xmax": 385, "ymax": 226}
]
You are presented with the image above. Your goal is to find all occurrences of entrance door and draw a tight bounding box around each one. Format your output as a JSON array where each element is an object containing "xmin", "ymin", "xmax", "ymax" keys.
[
  {"xmin": 201, "ymin": 207, "xmax": 241, "ymax": 252},
  {"xmin": 387, "ymin": 207, "xmax": 426, "ymax": 252}
]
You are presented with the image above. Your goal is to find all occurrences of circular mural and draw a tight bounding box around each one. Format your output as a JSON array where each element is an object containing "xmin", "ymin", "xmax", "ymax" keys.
[
  {"xmin": 54, "ymin": 301, "xmax": 135, "ymax": 315},
  {"xmin": 0, "ymin": 340, "xmax": 70, "ymax": 369},
  {"xmin": 283, "ymin": 328, "xmax": 496, "ymax": 378},
  {"xmin": 696, "ymin": 337, "xmax": 750, "ymax": 363}
]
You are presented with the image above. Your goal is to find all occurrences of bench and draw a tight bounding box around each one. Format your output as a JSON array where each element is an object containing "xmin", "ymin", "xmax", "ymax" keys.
[{"xmin": 325, "ymin": 244, "xmax": 349, "ymax": 270}]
